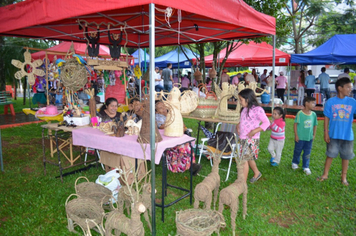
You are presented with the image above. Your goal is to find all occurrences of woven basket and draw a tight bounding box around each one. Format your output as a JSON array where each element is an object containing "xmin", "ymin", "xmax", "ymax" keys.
[
  {"xmin": 65, "ymin": 194, "xmax": 104, "ymax": 234},
  {"xmin": 176, "ymin": 209, "xmax": 225, "ymax": 236},
  {"xmin": 194, "ymin": 68, "xmax": 202, "ymax": 82},
  {"xmin": 60, "ymin": 58, "xmax": 87, "ymax": 92},
  {"xmin": 208, "ymin": 66, "xmax": 217, "ymax": 79},
  {"xmin": 190, "ymin": 89, "xmax": 219, "ymax": 118},
  {"xmin": 180, "ymin": 90, "xmax": 198, "ymax": 116},
  {"xmin": 217, "ymin": 94, "xmax": 240, "ymax": 121},
  {"xmin": 75, "ymin": 176, "xmax": 113, "ymax": 209}
]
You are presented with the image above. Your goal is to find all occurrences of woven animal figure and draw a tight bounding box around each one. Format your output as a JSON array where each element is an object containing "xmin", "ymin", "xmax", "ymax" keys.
[
  {"xmin": 194, "ymin": 153, "xmax": 221, "ymax": 210},
  {"xmin": 137, "ymin": 96, "xmax": 162, "ymax": 143},
  {"xmin": 125, "ymin": 119, "xmax": 142, "ymax": 135},
  {"xmin": 163, "ymin": 86, "xmax": 184, "ymax": 137},
  {"xmin": 215, "ymin": 82, "xmax": 237, "ymax": 112},
  {"xmin": 104, "ymin": 201, "xmax": 145, "ymax": 236},
  {"xmin": 85, "ymin": 24, "xmax": 100, "ymax": 57},
  {"xmin": 247, "ymin": 81, "xmax": 268, "ymax": 96},
  {"xmin": 218, "ymin": 161, "xmax": 248, "ymax": 236},
  {"xmin": 104, "ymin": 168, "xmax": 146, "ymax": 236},
  {"xmin": 107, "ymin": 25, "xmax": 123, "ymax": 59}
]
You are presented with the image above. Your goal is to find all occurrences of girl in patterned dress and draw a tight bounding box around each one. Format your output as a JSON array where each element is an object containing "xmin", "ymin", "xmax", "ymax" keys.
[{"xmin": 237, "ymin": 89, "xmax": 270, "ymax": 183}]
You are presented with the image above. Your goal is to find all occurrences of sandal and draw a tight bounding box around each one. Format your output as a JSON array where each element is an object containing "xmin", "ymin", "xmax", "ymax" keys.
[
  {"xmin": 316, "ymin": 176, "xmax": 328, "ymax": 182},
  {"xmin": 249, "ymin": 172, "xmax": 262, "ymax": 183},
  {"xmin": 341, "ymin": 180, "xmax": 349, "ymax": 186}
]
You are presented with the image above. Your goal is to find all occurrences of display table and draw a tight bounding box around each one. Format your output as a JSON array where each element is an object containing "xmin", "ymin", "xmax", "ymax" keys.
[
  {"xmin": 23, "ymin": 108, "xmax": 64, "ymax": 122},
  {"xmin": 41, "ymin": 123, "xmax": 97, "ymax": 182},
  {"xmin": 72, "ymin": 128, "xmax": 195, "ymax": 222}
]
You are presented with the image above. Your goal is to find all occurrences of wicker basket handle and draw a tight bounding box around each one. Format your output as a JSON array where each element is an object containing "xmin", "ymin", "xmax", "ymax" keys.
[
  {"xmin": 65, "ymin": 193, "xmax": 80, "ymax": 206},
  {"xmin": 198, "ymin": 83, "xmax": 207, "ymax": 95},
  {"xmin": 205, "ymin": 91, "xmax": 217, "ymax": 100},
  {"xmin": 74, "ymin": 176, "xmax": 90, "ymax": 193}
]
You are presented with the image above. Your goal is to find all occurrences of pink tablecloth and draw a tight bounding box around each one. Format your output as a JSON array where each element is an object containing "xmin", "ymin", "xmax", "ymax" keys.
[{"xmin": 72, "ymin": 128, "xmax": 195, "ymax": 165}]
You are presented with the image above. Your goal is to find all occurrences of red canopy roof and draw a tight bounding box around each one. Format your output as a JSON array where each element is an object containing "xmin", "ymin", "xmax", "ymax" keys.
[
  {"xmin": 0, "ymin": 0, "xmax": 275, "ymax": 47},
  {"xmin": 31, "ymin": 42, "xmax": 111, "ymax": 61},
  {"xmin": 200, "ymin": 42, "xmax": 291, "ymax": 67}
]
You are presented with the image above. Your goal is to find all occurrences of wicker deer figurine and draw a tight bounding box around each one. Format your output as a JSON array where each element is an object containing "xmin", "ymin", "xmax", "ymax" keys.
[
  {"xmin": 194, "ymin": 136, "xmax": 232, "ymax": 210},
  {"xmin": 218, "ymin": 161, "xmax": 248, "ymax": 236},
  {"xmin": 104, "ymin": 168, "xmax": 146, "ymax": 236}
]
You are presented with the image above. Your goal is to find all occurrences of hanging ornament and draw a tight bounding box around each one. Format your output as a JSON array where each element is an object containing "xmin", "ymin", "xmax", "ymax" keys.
[{"xmin": 11, "ymin": 49, "xmax": 45, "ymax": 85}]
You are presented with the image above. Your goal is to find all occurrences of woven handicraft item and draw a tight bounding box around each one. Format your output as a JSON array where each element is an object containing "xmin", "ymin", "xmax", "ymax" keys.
[
  {"xmin": 180, "ymin": 90, "xmax": 198, "ymax": 116},
  {"xmin": 217, "ymin": 94, "xmax": 240, "ymax": 121},
  {"xmin": 190, "ymin": 86, "xmax": 219, "ymax": 118},
  {"xmin": 60, "ymin": 58, "xmax": 87, "ymax": 91},
  {"xmin": 74, "ymin": 176, "xmax": 113, "ymax": 209},
  {"xmin": 176, "ymin": 209, "xmax": 225, "ymax": 236},
  {"xmin": 194, "ymin": 68, "xmax": 202, "ymax": 81},
  {"xmin": 65, "ymin": 194, "xmax": 104, "ymax": 234},
  {"xmin": 208, "ymin": 66, "xmax": 217, "ymax": 79}
]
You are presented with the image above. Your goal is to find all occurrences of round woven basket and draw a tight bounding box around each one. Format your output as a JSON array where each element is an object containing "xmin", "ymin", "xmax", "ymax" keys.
[
  {"xmin": 60, "ymin": 58, "xmax": 87, "ymax": 91},
  {"xmin": 75, "ymin": 176, "xmax": 113, "ymax": 209},
  {"xmin": 65, "ymin": 194, "xmax": 104, "ymax": 233},
  {"xmin": 180, "ymin": 90, "xmax": 198, "ymax": 115},
  {"xmin": 176, "ymin": 209, "xmax": 225, "ymax": 236}
]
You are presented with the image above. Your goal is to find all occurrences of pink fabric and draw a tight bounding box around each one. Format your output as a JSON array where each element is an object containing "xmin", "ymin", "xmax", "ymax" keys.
[
  {"xmin": 231, "ymin": 76, "xmax": 239, "ymax": 85},
  {"xmin": 270, "ymin": 118, "xmax": 285, "ymax": 140},
  {"xmin": 275, "ymin": 75, "xmax": 287, "ymax": 89},
  {"xmin": 72, "ymin": 128, "xmax": 195, "ymax": 164},
  {"xmin": 239, "ymin": 106, "xmax": 269, "ymax": 139},
  {"xmin": 297, "ymin": 77, "xmax": 305, "ymax": 88},
  {"xmin": 181, "ymin": 77, "xmax": 190, "ymax": 88}
]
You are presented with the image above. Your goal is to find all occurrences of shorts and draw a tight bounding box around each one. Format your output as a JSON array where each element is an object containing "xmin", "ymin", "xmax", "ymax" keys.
[
  {"xmin": 239, "ymin": 139, "xmax": 260, "ymax": 161},
  {"xmin": 326, "ymin": 139, "xmax": 354, "ymax": 160}
]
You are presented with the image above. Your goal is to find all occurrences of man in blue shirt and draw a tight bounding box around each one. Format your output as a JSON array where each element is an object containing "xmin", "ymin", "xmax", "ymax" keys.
[
  {"xmin": 318, "ymin": 67, "xmax": 330, "ymax": 100},
  {"xmin": 305, "ymin": 70, "xmax": 317, "ymax": 97}
]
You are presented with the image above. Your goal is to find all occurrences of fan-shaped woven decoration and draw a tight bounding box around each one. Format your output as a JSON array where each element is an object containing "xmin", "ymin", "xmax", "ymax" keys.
[{"xmin": 60, "ymin": 58, "xmax": 88, "ymax": 91}]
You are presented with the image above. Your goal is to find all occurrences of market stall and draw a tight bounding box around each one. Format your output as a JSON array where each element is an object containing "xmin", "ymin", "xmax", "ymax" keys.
[{"xmin": 0, "ymin": 0, "xmax": 276, "ymax": 234}]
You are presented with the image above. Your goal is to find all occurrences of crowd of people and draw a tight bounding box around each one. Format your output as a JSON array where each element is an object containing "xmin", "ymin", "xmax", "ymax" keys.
[{"xmin": 237, "ymin": 77, "xmax": 355, "ymax": 186}]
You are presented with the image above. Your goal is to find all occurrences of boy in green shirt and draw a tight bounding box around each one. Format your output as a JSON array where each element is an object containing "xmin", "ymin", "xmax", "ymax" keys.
[{"xmin": 292, "ymin": 97, "xmax": 318, "ymax": 175}]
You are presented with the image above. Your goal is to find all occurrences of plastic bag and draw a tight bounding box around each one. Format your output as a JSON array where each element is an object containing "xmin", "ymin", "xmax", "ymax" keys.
[{"xmin": 95, "ymin": 168, "xmax": 121, "ymax": 201}]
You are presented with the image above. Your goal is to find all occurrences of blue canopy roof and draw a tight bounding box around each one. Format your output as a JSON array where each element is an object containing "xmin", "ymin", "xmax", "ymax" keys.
[
  {"xmin": 155, "ymin": 47, "xmax": 198, "ymax": 69},
  {"xmin": 291, "ymin": 34, "xmax": 356, "ymax": 65},
  {"xmin": 132, "ymin": 48, "xmax": 149, "ymax": 65}
]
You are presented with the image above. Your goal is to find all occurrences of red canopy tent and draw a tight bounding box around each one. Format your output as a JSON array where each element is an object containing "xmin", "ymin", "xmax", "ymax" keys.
[
  {"xmin": 198, "ymin": 42, "xmax": 291, "ymax": 67},
  {"xmin": 31, "ymin": 42, "xmax": 111, "ymax": 61},
  {"xmin": 0, "ymin": 0, "xmax": 275, "ymax": 47}
]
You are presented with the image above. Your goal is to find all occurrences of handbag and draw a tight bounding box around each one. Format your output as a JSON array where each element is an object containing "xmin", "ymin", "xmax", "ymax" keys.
[
  {"xmin": 190, "ymin": 84, "xmax": 219, "ymax": 118},
  {"xmin": 207, "ymin": 131, "xmax": 236, "ymax": 153}
]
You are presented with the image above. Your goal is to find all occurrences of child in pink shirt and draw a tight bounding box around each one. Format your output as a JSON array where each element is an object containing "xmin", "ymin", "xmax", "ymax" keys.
[
  {"xmin": 268, "ymin": 107, "xmax": 286, "ymax": 166},
  {"xmin": 237, "ymin": 88, "xmax": 270, "ymax": 183}
]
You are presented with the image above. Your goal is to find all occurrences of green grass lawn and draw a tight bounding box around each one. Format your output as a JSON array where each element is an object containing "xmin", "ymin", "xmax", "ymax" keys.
[{"xmin": 0, "ymin": 116, "xmax": 355, "ymax": 235}]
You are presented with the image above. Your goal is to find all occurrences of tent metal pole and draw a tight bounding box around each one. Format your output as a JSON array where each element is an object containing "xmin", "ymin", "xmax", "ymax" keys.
[
  {"xmin": 138, "ymin": 43, "xmax": 142, "ymax": 100},
  {"xmin": 287, "ymin": 63, "xmax": 291, "ymax": 102},
  {"xmin": 149, "ymin": 3, "xmax": 156, "ymax": 236},
  {"xmin": 271, "ymin": 35, "xmax": 276, "ymax": 112}
]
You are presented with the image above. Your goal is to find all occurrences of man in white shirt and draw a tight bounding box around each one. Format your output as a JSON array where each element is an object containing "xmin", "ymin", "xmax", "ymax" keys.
[
  {"xmin": 154, "ymin": 67, "xmax": 164, "ymax": 92},
  {"xmin": 338, "ymin": 68, "xmax": 351, "ymax": 79},
  {"xmin": 260, "ymin": 69, "xmax": 268, "ymax": 89}
]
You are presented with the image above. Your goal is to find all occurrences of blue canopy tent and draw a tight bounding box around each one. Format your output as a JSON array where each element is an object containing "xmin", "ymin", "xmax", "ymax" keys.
[
  {"xmin": 291, "ymin": 34, "xmax": 356, "ymax": 65},
  {"xmin": 155, "ymin": 47, "xmax": 197, "ymax": 68},
  {"xmin": 132, "ymin": 48, "xmax": 150, "ymax": 65}
]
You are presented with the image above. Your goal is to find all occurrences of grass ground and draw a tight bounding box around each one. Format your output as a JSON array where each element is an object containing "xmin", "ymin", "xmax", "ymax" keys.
[{"xmin": 0, "ymin": 104, "xmax": 355, "ymax": 235}]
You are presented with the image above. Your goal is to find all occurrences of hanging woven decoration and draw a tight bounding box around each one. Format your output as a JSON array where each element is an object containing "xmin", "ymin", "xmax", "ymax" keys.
[
  {"xmin": 208, "ymin": 66, "xmax": 217, "ymax": 79},
  {"xmin": 60, "ymin": 58, "xmax": 88, "ymax": 91},
  {"xmin": 11, "ymin": 49, "xmax": 45, "ymax": 85},
  {"xmin": 194, "ymin": 68, "xmax": 202, "ymax": 82}
]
